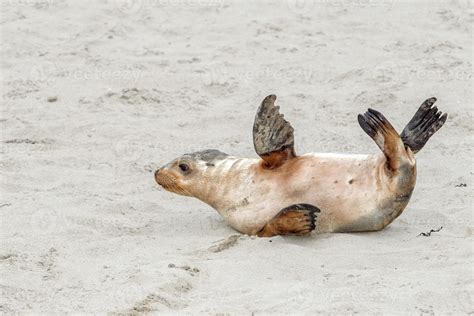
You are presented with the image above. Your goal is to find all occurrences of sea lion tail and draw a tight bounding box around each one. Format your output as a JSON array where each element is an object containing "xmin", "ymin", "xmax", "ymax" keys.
[{"xmin": 400, "ymin": 97, "xmax": 448, "ymax": 154}]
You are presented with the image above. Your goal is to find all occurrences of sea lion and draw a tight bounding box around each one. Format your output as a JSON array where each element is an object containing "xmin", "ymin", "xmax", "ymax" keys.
[{"xmin": 155, "ymin": 95, "xmax": 447, "ymax": 237}]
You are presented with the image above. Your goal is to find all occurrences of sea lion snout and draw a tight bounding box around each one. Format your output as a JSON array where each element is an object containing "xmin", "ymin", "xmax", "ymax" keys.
[
  {"xmin": 153, "ymin": 162, "xmax": 195, "ymax": 197},
  {"xmin": 154, "ymin": 168, "xmax": 165, "ymax": 187},
  {"xmin": 154, "ymin": 168, "xmax": 161, "ymax": 182},
  {"xmin": 154, "ymin": 166, "xmax": 173, "ymax": 188}
]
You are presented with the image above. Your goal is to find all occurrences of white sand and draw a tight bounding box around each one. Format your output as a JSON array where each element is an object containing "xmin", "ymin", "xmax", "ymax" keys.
[{"xmin": 1, "ymin": 0, "xmax": 472, "ymax": 314}]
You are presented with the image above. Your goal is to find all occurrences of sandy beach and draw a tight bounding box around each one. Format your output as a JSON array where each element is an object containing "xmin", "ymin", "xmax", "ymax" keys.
[{"xmin": 1, "ymin": 0, "xmax": 473, "ymax": 314}]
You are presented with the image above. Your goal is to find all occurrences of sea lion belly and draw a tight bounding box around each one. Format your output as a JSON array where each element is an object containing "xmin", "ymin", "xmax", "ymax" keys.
[
  {"xmin": 221, "ymin": 153, "xmax": 407, "ymax": 235},
  {"xmin": 264, "ymin": 153, "xmax": 389, "ymax": 233}
]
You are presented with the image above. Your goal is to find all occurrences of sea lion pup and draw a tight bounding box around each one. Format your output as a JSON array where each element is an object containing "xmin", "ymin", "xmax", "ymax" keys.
[{"xmin": 155, "ymin": 95, "xmax": 447, "ymax": 237}]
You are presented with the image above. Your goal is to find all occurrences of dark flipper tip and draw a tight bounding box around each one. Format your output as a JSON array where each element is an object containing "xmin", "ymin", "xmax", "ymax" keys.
[{"xmin": 401, "ymin": 98, "xmax": 448, "ymax": 154}]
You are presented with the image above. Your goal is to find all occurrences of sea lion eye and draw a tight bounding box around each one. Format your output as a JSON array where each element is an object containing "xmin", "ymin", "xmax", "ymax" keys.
[{"xmin": 178, "ymin": 163, "xmax": 189, "ymax": 172}]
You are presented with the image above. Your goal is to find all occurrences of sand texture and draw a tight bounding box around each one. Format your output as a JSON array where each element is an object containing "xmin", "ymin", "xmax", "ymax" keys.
[{"xmin": 1, "ymin": 0, "xmax": 473, "ymax": 314}]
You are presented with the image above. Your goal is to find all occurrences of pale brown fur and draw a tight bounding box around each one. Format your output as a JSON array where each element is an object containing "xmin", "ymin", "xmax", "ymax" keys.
[{"xmin": 155, "ymin": 150, "xmax": 416, "ymax": 236}]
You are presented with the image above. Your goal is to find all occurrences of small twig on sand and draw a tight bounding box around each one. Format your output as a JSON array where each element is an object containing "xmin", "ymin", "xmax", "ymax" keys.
[{"xmin": 417, "ymin": 226, "xmax": 443, "ymax": 237}]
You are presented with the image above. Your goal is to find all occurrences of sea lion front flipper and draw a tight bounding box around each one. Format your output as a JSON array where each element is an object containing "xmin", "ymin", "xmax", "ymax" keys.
[
  {"xmin": 253, "ymin": 94, "xmax": 296, "ymax": 169},
  {"xmin": 257, "ymin": 204, "xmax": 320, "ymax": 237}
]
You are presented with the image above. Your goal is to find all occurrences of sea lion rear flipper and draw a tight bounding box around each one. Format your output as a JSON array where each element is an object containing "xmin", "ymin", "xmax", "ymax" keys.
[
  {"xmin": 257, "ymin": 204, "xmax": 320, "ymax": 237},
  {"xmin": 358, "ymin": 108, "xmax": 406, "ymax": 173},
  {"xmin": 253, "ymin": 95, "xmax": 296, "ymax": 169},
  {"xmin": 400, "ymin": 97, "xmax": 448, "ymax": 154}
]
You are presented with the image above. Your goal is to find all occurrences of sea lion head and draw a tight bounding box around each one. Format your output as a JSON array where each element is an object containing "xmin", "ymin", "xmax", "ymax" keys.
[{"xmin": 154, "ymin": 149, "xmax": 229, "ymax": 197}]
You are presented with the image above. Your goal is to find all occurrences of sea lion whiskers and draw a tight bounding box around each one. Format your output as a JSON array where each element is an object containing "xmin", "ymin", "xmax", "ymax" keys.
[{"xmin": 154, "ymin": 170, "xmax": 191, "ymax": 196}]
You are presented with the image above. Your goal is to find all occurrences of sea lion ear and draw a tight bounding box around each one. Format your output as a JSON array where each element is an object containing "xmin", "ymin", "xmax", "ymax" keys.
[{"xmin": 253, "ymin": 94, "xmax": 296, "ymax": 169}]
